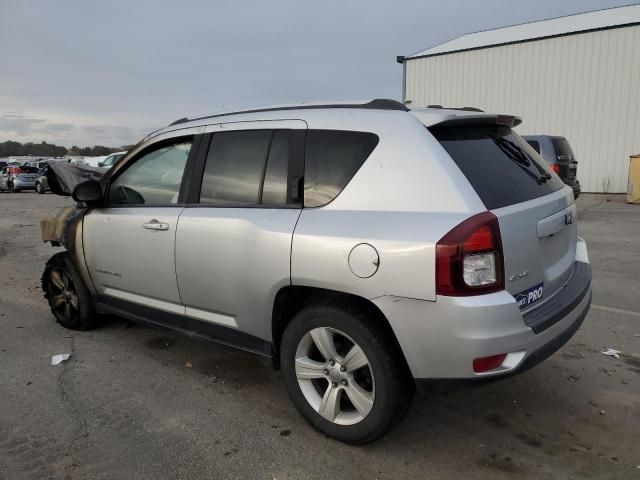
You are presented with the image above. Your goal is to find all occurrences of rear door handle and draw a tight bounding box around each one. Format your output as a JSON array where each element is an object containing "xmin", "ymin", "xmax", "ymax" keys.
[{"xmin": 143, "ymin": 220, "xmax": 169, "ymax": 231}]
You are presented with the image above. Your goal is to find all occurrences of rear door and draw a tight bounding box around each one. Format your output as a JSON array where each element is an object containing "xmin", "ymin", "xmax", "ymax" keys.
[
  {"xmin": 431, "ymin": 124, "xmax": 575, "ymax": 310},
  {"xmin": 175, "ymin": 120, "xmax": 306, "ymax": 345}
]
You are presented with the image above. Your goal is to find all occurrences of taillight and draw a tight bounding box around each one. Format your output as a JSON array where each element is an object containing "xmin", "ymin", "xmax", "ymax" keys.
[
  {"xmin": 436, "ymin": 211, "xmax": 504, "ymax": 296},
  {"xmin": 551, "ymin": 163, "xmax": 561, "ymax": 174}
]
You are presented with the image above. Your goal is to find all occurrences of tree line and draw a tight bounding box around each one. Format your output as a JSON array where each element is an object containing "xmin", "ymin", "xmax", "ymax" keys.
[{"xmin": 0, "ymin": 140, "xmax": 135, "ymax": 158}]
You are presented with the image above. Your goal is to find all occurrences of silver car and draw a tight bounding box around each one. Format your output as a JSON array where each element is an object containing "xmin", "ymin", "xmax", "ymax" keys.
[
  {"xmin": 41, "ymin": 99, "xmax": 591, "ymax": 444},
  {"xmin": 0, "ymin": 165, "xmax": 40, "ymax": 192}
]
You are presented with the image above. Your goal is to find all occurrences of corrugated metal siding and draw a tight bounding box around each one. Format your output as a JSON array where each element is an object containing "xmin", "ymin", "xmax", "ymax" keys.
[{"xmin": 405, "ymin": 25, "xmax": 640, "ymax": 193}]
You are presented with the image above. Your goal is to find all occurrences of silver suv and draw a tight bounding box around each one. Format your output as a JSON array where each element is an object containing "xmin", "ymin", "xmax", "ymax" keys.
[{"xmin": 42, "ymin": 99, "xmax": 592, "ymax": 444}]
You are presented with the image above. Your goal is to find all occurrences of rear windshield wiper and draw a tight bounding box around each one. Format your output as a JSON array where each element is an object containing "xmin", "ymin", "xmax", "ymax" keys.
[
  {"xmin": 490, "ymin": 134, "xmax": 549, "ymax": 184},
  {"xmin": 504, "ymin": 137, "xmax": 552, "ymax": 181}
]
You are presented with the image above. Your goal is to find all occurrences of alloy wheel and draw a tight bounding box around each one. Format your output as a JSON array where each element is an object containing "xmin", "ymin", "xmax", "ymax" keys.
[
  {"xmin": 295, "ymin": 327, "xmax": 375, "ymax": 425},
  {"xmin": 48, "ymin": 268, "xmax": 79, "ymax": 324}
]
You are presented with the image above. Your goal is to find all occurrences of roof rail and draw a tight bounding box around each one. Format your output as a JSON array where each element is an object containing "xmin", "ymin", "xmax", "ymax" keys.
[
  {"xmin": 427, "ymin": 104, "xmax": 485, "ymax": 112},
  {"xmin": 168, "ymin": 98, "xmax": 409, "ymax": 126}
]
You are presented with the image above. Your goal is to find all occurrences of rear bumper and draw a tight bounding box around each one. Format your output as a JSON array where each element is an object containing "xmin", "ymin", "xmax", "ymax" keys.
[
  {"xmin": 374, "ymin": 253, "xmax": 591, "ymax": 379},
  {"xmin": 13, "ymin": 178, "xmax": 36, "ymax": 189},
  {"xmin": 515, "ymin": 290, "xmax": 590, "ymax": 373}
]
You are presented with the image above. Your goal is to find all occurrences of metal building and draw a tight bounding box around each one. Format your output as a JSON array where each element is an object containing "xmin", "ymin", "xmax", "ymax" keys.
[{"xmin": 399, "ymin": 4, "xmax": 640, "ymax": 193}]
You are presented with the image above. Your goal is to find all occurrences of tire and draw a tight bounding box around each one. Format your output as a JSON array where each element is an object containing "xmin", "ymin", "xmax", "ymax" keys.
[
  {"xmin": 280, "ymin": 302, "xmax": 414, "ymax": 444},
  {"xmin": 42, "ymin": 252, "xmax": 100, "ymax": 330},
  {"xmin": 36, "ymin": 181, "xmax": 45, "ymax": 194}
]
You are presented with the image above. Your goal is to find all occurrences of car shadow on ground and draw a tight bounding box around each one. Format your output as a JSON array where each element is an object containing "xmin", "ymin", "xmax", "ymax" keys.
[{"xmin": 94, "ymin": 312, "xmax": 635, "ymax": 478}]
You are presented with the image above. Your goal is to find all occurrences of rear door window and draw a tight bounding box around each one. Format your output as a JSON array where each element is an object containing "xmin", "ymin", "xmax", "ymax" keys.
[
  {"xmin": 200, "ymin": 130, "xmax": 271, "ymax": 205},
  {"xmin": 304, "ymin": 130, "xmax": 379, "ymax": 207},
  {"xmin": 199, "ymin": 129, "xmax": 298, "ymax": 206},
  {"xmin": 430, "ymin": 125, "xmax": 564, "ymax": 210}
]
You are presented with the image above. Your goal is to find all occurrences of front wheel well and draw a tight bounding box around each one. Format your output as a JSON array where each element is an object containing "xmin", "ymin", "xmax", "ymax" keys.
[{"xmin": 271, "ymin": 286, "xmax": 408, "ymax": 370}]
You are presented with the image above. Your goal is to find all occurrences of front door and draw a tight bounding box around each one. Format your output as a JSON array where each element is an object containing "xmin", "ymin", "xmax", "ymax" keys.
[{"xmin": 83, "ymin": 134, "xmax": 199, "ymax": 317}]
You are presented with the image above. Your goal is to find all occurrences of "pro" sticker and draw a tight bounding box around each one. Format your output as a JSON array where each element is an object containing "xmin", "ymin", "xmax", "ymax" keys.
[{"xmin": 514, "ymin": 282, "xmax": 544, "ymax": 309}]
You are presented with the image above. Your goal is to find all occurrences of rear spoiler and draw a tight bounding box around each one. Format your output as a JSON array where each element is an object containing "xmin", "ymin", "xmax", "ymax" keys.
[
  {"xmin": 411, "ymin": 109, "xmax": 522, "ymax": 129},
  {"xmin": 430, "ymin": 114, "xmax": 522, "ymax": 129}
]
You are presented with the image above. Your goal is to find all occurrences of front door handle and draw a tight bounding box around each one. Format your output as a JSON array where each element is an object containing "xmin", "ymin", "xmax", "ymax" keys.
[{"xmin": 142, "ymin": 220, "xmax": 169, "ymax": 231}]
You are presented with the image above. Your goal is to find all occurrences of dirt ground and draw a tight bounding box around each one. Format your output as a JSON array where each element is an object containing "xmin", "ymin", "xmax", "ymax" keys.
[{"xmin": 0, "ymin": 192, "xmax": 638, "ymax": 479}]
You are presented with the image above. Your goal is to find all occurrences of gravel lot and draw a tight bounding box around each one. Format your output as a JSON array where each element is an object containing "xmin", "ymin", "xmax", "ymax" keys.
[{"xmin": 0, "ymin": 192, "xmax": 638, "ymax": 479}]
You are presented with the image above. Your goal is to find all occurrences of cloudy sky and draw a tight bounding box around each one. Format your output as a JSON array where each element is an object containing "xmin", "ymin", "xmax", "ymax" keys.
[{"xmin": 0, "ymin": 0, "xmax": 634, "ymax": 147}]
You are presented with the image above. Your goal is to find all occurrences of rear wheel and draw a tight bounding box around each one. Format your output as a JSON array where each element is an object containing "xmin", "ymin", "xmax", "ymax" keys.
[
  {"xmin": 280, "ymin": 303, "xmax": 414, "ymax": 444},
  {"xmin": 36, "ymin": 181, "xmax": 45, "ymax": 194},
  {"xmin": 42, "ymin": 253, "xmax": 99, "ymax": 330}
]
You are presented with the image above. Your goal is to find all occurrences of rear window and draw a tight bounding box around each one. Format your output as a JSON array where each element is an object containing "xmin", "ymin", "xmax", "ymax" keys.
[
  {"xmin": 430, "ymin": 125, "xmax": 564, "ymax": 210},
  {"xmin": 304, "ymin": 130, "xmax": 379, "ymax": 207},
  {"xmin": 551, "ymin": 138, "xmax": 575, "ymax": 161},
  {"xmin": 20, "ymin": 166, "xmax": 40, "ymax": 174}
]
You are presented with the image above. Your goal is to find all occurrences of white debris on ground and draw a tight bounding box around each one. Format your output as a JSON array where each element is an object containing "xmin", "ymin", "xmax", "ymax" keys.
[
  {"xmin": 51, "ymin": 353, "xmax": 71, "ymax": 366},
  {"xmin": 600, "ymin": 348, "xmax": 622, "ymax": 359}
]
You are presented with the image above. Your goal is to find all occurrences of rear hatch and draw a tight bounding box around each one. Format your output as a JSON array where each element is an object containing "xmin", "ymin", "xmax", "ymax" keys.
[
  {"xmin": 551, "ymin": 137, "xmax": 578, "ymax": 185},
  {"xmin": 430, "ymin": 123, "xmax": 576, "ymax": 310}
]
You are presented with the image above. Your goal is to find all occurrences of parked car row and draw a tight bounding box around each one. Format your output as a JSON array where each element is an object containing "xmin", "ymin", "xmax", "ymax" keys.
[
  {"xmin": 0, "ymin": 165, "xmax": 41, "ymax": 192},
  {"xmin": 0, "ymin": 153, "xmax": 127, "ymax": 193}
]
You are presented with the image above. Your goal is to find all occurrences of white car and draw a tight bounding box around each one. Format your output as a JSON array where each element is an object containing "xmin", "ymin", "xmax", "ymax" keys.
[{"xmin": 98, "ymin": 151, "xmax": 127, "ymax": 169}]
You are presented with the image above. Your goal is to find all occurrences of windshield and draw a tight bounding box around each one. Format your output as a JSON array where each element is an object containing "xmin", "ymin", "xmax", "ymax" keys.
[{"xmin": 430, "ymin": 125, "xmax": 565, "ymax": 209}]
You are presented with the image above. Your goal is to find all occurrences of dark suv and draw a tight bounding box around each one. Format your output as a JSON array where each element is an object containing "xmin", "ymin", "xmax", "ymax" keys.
[{"xmin": 523, "ymin": 135, "xmax": 581, "ymax": 199}]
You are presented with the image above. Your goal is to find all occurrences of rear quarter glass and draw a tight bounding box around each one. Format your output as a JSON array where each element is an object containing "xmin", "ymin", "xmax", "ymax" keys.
[
  {"xmin": 430, "ymin": 126, "xmax": 565, "ymax": 210},
  {"xmin": 303, "ymin": 130, "xmax": 379, "ymax": 207}
]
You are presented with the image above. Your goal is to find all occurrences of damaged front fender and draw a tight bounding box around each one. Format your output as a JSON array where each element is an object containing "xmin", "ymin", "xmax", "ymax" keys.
[
  {"xmin": 40, "ymin": 206, "xmax": 88, "ymax": 249},
  {"xmin": 40, "ymin": 205, "xmax": 97, "ymax": 297}
]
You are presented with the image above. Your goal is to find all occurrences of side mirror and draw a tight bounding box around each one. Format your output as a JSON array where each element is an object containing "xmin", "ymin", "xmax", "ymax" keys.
[
  {"xmin": 72, "ymin": 180, "xmax": 102, "ymax": 205},
  {"xmin": 98, "ymin": 162, "xmax": 104, "ymax": 167}
]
